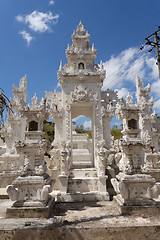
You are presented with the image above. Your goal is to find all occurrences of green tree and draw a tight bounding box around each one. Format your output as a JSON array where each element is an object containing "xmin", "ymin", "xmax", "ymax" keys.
[
  {"xmin": 43, "ymin": 121, "xmax": 55, "ymax": 142},
  {"xmin": 111, "ymin": 128, "xmax": 122, "ymax": 140}
]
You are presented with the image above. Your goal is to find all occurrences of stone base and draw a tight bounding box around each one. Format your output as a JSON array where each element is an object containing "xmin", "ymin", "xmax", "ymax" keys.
[
  {"xmin": 56, "ymin": 191, "xmax": 109, "ymax": 202},
  {"xmin": 5, "ymin": 197, "xmax": 55, "ymax": 218},
  {"xmin": 143, "ymin": 169, "xmax": 160, "ymax": 182},
  {"xmin": 113, "ymin": 195, "xmax": 160, "ymax": 215},
  {"xmin": 0, "ymin": 188, "xmax": 9, "ymax": 199}
]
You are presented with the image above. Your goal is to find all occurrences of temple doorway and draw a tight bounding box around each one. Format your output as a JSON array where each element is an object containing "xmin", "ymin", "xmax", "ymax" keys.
[{"xmin": 71, "ymin": 103, "xmax": 94, "ymax": 168}]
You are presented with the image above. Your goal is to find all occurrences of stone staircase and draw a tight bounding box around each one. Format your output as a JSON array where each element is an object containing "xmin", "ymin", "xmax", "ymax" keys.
[
  {"xmin": 72, "ymin": 149, "xmax": 92, "ymax": 167},
  {"xmin": 57, "ymin": 167, "xmax": 109, "ymax": 202},
  {"xmin": 68, "ymin": 168, "xmax": 98, "ymax": 193}
]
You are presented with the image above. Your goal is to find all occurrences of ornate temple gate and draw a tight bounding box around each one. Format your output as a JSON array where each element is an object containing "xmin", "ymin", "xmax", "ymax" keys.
[{"xmin": 71, "ymin": 103, "xmax": 94, "ymax": 167}]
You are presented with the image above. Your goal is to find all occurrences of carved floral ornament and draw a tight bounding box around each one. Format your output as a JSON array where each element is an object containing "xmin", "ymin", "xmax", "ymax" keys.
[{"xmin": 70, "ymin": 85, "xmax": 94, "ymax": 103}]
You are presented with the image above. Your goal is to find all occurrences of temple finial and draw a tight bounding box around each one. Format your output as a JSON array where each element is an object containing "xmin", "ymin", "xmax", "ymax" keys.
[
  {"xmin": 100, "ymin": 60, "xmax": 103, "ymax": 70},
  {"xmin": 59, "ymin": 60, "xmax": 63, "ymax": 71},
  {"xmin": 92, "ymin": 43, "xmax": 94, "ymax": 51}
]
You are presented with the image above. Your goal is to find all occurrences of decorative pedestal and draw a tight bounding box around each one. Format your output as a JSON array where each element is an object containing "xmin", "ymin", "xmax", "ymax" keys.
[
  {"xmin": 111, "ymin": 173, "xmax": 160, "ymax": 214},
  {"xmin": 6, "ymin": 175, "xmax": 54, "ymax": 218}
]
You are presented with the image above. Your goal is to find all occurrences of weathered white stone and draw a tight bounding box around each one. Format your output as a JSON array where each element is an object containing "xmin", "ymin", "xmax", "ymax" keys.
[
  {"xmin": 1, "ymin": 22, "xmax": 159, "ymax": 212},
  {"xmin": 112, "ymin": 76, "xmax": 160, "ymax": 211},
  {"xmin": 6, "ymin": 91, "xmax": 54, "ymax": 217},
  {"xmin": 45, "ymin": 22, "xmax": 116, "ymax": 201}
]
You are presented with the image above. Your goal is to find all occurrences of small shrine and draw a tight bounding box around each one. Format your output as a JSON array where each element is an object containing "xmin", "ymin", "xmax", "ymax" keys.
[
  {"xmin": 5, "ymin": 79, "xmax": 54, "ymax": 218},
  {"xmin": 112, "ymin": 75, "xmax": 160, "ymax": 214}
]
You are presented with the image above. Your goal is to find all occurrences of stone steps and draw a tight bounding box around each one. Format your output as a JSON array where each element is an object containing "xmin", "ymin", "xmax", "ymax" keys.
[
  {"xmin": 57, "ymin": 191, "xmax": 109, "ymax": 202},
  {"xmin": 69, "ymin": 168, "xmax": 97, "ymax": 178},
  {"xmin": 68, "ymin": 167, "xmax": 99, "ymax": 193},
  {"xmin": 71, "ymin": 162, "xmax": 92, "ymax": 168},
  {"xmin": 72, "ymin": 149, "xmax": 92, "ymax": 164},
  {"xmin": 68, "ymin": 177, "xmax": 99, "ymax": 193}
]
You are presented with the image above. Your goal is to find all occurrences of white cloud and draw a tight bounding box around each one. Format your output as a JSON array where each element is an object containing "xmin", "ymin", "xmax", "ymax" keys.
[
  {"xmin": 19, "ymin": 31, "xmax": 33, "ymax": 45},
  {"xmin": 102, "ymin": 47, "xmax": 138, "ymax": 90},
  {"xmin": 16, "ymin": 15, "xmax": 24, "ymax": 22},
  {"xmin": 49, "ymin": 0, "xmax": 55, "ymax": 5},
  {"xmin": 151, "ymin": 79, "xmax": 160, "ymax": 98},
  {"xmin": 154, "ymin": 99, "xmax": 160, "ymax": 110},
  {"xmin": 102, "ymin": 46, "xmax": 158, "ymax": 91},
  {"xmin": 115, "ymin": 87, "xmax": 128, "ymax": 99},
  {"xmin": 102, "ymin": 46, "xmax": 160, "ymax": 116},
  {"xmin": 146, "ymin": 56, "xmax": 159, "ymax": 80},
  {"xmin": 125, "ymin": 57, "xmax": 146, "ymax": 82},
  {"xmin": 16, "ymin": 11, "xmax": 59, "ymax": 33},
  {"xmin": 83, "ymin": 120, "xmax": 91, "ymax": 130},
  {"xmin": 114, "ymin": 121, "xmax": 122, "ymax": 128},
  {"xmin": 72, "ymin": 115, "xmax": 84, "ymax": 122}
]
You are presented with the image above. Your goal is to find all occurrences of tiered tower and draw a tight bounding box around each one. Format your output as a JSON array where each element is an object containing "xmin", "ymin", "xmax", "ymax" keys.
[{"xmin": 53, "ymin": 21, "xmax": 112, "ymax": 201}]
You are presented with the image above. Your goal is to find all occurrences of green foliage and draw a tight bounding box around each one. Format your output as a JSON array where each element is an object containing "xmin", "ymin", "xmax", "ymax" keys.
[
  {"xmin": 111, "ymin": 128, "xmax": 122, "ymax": 140},
  {"xmin": 43, "ymin": 121, "xmax": 55, "ymax": 142},
  {"xmin": 75, "ymin": 127, "xmax": 92, "ymax": 139},
  {"xmin": 72, "ymin": 121, "xmax": 76, "ymax": 125}
]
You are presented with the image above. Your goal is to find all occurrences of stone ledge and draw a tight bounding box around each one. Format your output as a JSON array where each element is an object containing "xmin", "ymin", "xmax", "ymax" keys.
[
  {"xmin": 57, "ymin": 192, "xmax": 109, "ymax": 202},
  {"xmin": 113, "ymin": 196, "xmax": 160, "ymax": 215},
  {"xmin": 0, "ymin": 188, "xmax": 9, "ymax": 199},
  {"xmin": 5, "ymin": 197, "xmax": 55, "ymax": 218}
]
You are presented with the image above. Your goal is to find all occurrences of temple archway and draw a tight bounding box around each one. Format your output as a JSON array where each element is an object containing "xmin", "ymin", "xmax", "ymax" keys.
[{"xmin": 71, "ymin": 103, "xmax": 94, "ymax": 168}]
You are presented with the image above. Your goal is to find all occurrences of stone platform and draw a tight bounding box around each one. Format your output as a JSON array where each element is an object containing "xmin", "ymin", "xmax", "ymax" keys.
[
  {"xmin": 113, "ymin": 195, "xmax": 160, "ymax": 215},
  {"xmin": 0, "ymin": 199, "xmax": 160, "ymax": 239},
  {"xmin": 56, "ymin": 191, "xmax": 109, "ymax": 202},
  {"xmin": 6, "ymin": 197, "xmax": 55, "ymax": 218}
]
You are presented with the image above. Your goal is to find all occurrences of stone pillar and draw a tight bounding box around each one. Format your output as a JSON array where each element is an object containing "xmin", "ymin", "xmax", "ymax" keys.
[
  {"xmin": 102, "ymin": 109, "xmax": 114, "ymax": 149},
  {"xmin": 58, "ymin": 142, "xmax": 69, "ymax": 194}
]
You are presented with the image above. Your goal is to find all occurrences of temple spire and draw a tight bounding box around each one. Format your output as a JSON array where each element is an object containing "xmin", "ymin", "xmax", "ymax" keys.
[
  {"xmin": 59, "ymin": 60, "xmax": 63, "ymax": 71},
  {"xmin": 100, "ymin": 60, "xmax": 103, "ymax": 70}
]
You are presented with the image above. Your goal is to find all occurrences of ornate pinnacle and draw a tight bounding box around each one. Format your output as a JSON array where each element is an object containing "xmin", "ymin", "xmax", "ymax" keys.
[
  {"xmin": 59, "ymin": 60, "xmax": 63, "ymax": 71},
  {"xmin": 126, "ymin": 92, "xmax": 133, "ymax": 104},
  {"xmin": 76, "ymin": 21, "xmax": 85, "ymax": 35},
  {"xmin": 100, "ymin": 60, "xmax": 103, "ymax": 70},
  {"xmin": 92, "ymin": 43, "xmax": 95, "ymax": 51},
  {"xmin": 31, "ymin": 93, "xmax": 39, "ymax": 107}
]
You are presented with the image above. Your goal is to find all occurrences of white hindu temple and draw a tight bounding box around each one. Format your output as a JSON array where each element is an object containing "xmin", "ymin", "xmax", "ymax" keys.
[{"xmin": 0, "ymin": 22, "xmax": 160, "ymax": 217}]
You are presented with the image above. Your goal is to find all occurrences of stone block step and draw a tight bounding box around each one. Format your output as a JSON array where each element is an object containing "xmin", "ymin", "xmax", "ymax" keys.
[
  {"xmin": 69, "ymin": 168, "xmax": 97, "ymax": 178},
  {"xmin": 72, "ymin": 149, "xmax": 91, "ymax": 162},
  {"xmin": 68, "ymin": 177, "xmax": 98, "ymax": 193},
  {"xmin": 57, "ymin": 191, "xmax": 109, "ymax": 202},
  {"xmin": 0, "ymin": 188, "xmax": 9, "ymax": 199},
  {"xmin": 72, "ymin": 149, "xmax": 90, "ymax": 153},
  {"xmin": 72, "ymin": 155, "xmax": 91, "ymax": 161},
  {"xmin": 71, "ymin": 164, "xmax": 93, "ymax": 169}
]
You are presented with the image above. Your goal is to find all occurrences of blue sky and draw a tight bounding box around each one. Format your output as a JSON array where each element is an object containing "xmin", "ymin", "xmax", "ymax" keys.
[{"xmin": 0, "ymin": 0, "xmax": 160, "ymax": 127}]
